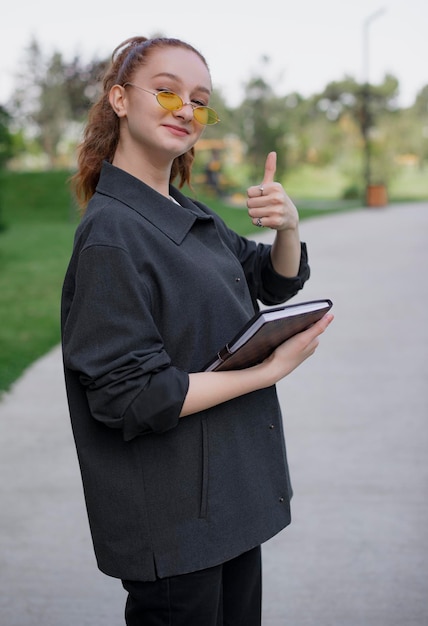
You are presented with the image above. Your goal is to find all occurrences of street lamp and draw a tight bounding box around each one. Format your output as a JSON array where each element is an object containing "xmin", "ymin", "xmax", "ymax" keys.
[{"xmin": 362, "ymin": 7, "xmax": 386, "ymax": 203}]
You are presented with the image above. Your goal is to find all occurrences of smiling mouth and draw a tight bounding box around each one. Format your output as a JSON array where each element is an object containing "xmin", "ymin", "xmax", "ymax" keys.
[{"xmin": 163, "ymin": 124, "xmax": 190, "ymax": 136}]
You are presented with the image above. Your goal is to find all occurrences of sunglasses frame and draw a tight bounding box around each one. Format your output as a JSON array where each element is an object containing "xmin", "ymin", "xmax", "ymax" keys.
[{"xmin": 123, "ymin": 83, "xmax": 220, "ymax": 125}]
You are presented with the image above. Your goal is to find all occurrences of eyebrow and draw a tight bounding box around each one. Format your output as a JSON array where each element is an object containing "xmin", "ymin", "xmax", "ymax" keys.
[{"xmin": 151, "ymin": 72, "xmax": 211, "ymax": 96}]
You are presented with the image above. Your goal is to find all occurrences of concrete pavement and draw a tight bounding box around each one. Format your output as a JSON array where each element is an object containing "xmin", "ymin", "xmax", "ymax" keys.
[{"xmin": 1, "ymin": 202, "xmax": 427, "ymax": 625}]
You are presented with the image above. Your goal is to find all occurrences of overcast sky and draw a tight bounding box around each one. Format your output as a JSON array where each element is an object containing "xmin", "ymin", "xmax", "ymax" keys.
[{"xmin": 1, "ymin": 0, "xmax": 426, "ymax": 108}]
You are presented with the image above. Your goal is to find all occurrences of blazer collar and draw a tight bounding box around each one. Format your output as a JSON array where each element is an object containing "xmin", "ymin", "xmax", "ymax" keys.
[{"xmin": 96, "ymin": 161, "xmax": 212, "ymax": 244}]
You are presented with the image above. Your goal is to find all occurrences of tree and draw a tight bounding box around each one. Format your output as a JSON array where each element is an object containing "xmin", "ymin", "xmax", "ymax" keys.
[
  {"xmin": 315, "ymin": 74, "xmax": 400, "ymax": 188},
  {"xmin": 235, "ymin": 57, "xmax": 290, "ymax": 181},
  {"xmin": 0, "ymin": 105, "xmax": 15, "ymax": 230},
  {"xmin": 9, "ymin": 38, "xmax": 108, "ymax": 167},
  {"xmin": 410, "ymin": 85, "xmax": 428, "ymax": 165},
  {"xmin": 0, "ymin": 106, "xmax": 14, "ymax": 168},
  {"xmin": 63, "ymin": 55, "xmax": 109, "ymax": 120},
  {"xmin": 34, "ymin": 52, "xmax": 72, "ymax": 165},
  {"xmin": 9, "ymin": 39, "xmax": 41, "ymax": 132}
]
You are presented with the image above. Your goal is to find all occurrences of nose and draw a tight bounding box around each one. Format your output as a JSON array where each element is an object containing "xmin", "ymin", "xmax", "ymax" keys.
[{"xmin": 173, "ymin": 101, "xmax": 194, "ymax": 122}]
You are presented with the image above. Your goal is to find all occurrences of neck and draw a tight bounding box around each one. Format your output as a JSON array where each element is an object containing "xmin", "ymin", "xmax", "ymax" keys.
[{"xmin": 112, "ymin": 145, "xmax": 172, "ymax": 198}]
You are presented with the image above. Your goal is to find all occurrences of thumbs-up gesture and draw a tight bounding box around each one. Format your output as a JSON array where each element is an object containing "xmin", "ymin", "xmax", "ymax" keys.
[{"xmin": 247, "ymin": 152, "xmax": 299, "ymax": 231}]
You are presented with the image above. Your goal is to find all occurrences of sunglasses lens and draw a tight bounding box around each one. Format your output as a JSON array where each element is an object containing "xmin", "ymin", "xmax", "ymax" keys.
[
  {"xmin": 156, "ymin": 90, "xmax": 219, "ymax": 125},
  {"xmin": 193, "ymin": 107, "xmax": 220, "ymax": 125},
  {"xmin": 157, "ymin": 91, "xmax": 183, "ymax": 111}
]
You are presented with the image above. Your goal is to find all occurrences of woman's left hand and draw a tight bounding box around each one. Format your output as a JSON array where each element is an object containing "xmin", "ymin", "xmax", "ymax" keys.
[{"xmin": 247, "ymin": 151, "xmax": 299, "ymax": 232}]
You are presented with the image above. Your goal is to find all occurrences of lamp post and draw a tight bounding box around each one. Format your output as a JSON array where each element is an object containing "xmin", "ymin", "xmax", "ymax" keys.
[{"xmin": 362, "ymin": 7, "xmax": 386, "ymax": 200}]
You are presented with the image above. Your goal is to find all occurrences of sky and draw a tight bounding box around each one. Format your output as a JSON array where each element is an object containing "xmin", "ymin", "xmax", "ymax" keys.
[{"xmin": 1, "ymin": 0, "xmax": 427, "ymax": 109}]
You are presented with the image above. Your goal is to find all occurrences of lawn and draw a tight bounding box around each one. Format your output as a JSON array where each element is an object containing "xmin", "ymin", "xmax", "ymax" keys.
[{"xmin": 0, "ymin": 171, "xmax": 78, "ymax": 392}]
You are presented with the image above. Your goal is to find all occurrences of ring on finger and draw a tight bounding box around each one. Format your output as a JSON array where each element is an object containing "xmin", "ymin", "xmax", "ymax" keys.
[
  {"xmin": 256, "ymin": 217, "xmax": 263, "ymax": 227},
  {"xmin": 259, "ymin": 185, "xmax": 264, "ymax": 196}
]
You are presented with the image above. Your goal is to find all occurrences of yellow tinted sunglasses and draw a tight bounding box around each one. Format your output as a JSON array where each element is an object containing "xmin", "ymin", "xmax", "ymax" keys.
[{"xmin": 123, "ymin": 83, "xmax": 220, "ymax": 125}]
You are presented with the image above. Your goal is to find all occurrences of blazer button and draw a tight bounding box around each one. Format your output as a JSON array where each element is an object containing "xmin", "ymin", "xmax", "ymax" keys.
[
  {"xmin": 235, "ymin": 277, "xmax": 241, "ymax": 282},
  {"xmin": 279, "ymin": 497, "xmax": 285, "ymax": 503},
  {"xmin": 269, "ymin": 423, "xmax": 275, "ymax": 429}
]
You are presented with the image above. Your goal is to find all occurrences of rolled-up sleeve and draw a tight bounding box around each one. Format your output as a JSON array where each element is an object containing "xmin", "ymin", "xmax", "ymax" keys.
[
  {"xmin": 62, "ymin": 243, "xmax": 189, "ymax": 441},
  {"xmin": 122, "ymin": 366, "xmax": 189, "ymax": 440},
  {"xmin": 260, "ymin": 242, "xmax": 310, "ymax": 304}
]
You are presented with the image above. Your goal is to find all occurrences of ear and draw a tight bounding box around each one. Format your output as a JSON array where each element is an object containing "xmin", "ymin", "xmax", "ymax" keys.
[{"xmin": 109, "ymin": 84, "xmax": 127, "ymax": 118}]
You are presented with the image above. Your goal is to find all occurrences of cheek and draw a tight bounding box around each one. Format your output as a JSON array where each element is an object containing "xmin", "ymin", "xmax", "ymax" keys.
[
  {"xmin": 193, "ymin": 123, "xmax": 206, "ymax": 142},
  {"xmin": 125, "ymin": 107, "xmax": 155, "ymax": 137},
  {"xmin": 184, "ymin": 124, "xmax": 205, "ymax": 152}
]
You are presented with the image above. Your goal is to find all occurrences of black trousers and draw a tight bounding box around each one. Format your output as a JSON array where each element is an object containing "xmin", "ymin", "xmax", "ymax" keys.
[{"xmin": 121, "ymin": 545, "xmax": 262, "ymax": 626}]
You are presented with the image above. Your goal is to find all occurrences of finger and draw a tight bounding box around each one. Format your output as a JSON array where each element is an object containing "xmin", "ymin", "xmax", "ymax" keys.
[
  {"xmin": 247, "ymin": 151, "xmax": 277, "ymax": 200},
  {"xmin": 311, "ymin": 312, "xmax": 334, "ymax": 336},
  {"xmin": 294, "ymin": 312, "xmax": 334, "ymax": 345},
  {"xmin": 285, "ymin": 313, "xmax": 334, "ymax": 354},
  {"xmin": 262, "ymin": 151, "xmax": 277, "ymax": 185}
]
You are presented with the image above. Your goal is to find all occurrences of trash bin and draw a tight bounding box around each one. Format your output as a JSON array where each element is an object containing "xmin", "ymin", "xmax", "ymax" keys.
[{"xmin": 366, "ymin": 184, "xmax": 388, "ymax": 207}]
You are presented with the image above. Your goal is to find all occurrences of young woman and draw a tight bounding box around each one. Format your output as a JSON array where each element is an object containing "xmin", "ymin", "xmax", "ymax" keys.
[{"xmin": 61, "ymin": 36, "xmax": 333, "ymax": 626}]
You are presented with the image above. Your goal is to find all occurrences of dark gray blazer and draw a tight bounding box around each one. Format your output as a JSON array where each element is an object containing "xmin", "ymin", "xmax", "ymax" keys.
[{"xmin": 61, "ymin": 161, "xmax": 310, "ymax": 581}]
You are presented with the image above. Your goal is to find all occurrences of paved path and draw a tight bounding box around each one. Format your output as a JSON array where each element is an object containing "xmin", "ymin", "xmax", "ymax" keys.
[{"xmin": 1, "ymin": 202, "xmax": 427, "ymax": 625}]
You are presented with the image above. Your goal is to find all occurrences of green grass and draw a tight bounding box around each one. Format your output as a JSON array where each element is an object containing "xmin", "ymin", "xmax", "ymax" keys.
[
  {"xmin": 388, "ymin": 164, "xmax": 428, "ymax": 199},
  {"xmin": 0, "ymin": 170, "xmax": 78, "ymax": 392},
  {"xmin": 0, "ymin": 164, "xmax": 426, "ymax": 394},
  {"xmin": 0, "ymin": 222, "xmax": 75, "ymax": 389},
  {"xmin": 283, "ymin": 164, "xmax": 348, "ymax": 199}
]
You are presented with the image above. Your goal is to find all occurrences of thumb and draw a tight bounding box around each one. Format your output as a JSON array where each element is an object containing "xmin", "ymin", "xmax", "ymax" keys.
[{"xmin": 262, "ymin": 151, "xmax": 277, "ymax": 185}]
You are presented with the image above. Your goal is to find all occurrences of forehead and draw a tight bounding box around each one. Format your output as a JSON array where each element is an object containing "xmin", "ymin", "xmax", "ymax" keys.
[{"xmin": 137, "ymin": 47, "xmax": 212, "ymax": 90}]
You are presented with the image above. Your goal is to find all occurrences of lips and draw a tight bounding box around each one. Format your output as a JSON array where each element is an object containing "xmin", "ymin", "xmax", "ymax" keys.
[{"xmin": 163, "ymin": 124, "xmax": 190, "ymax": 137}]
